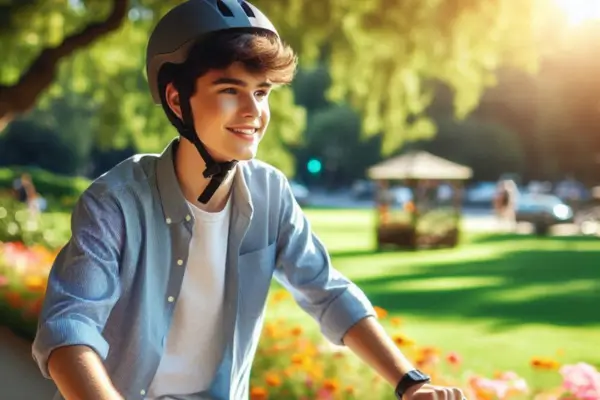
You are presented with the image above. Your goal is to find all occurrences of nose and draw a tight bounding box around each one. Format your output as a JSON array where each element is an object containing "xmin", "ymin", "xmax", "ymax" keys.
[{"xmin": 240, "ymin": 94, "xmax": 261, "ymax": 119}]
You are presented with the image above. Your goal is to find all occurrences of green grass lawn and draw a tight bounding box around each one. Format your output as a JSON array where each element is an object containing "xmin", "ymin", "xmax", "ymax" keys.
[{"xmin": 267, "ymin": 208, "xmax": 600, "ymax": 386}]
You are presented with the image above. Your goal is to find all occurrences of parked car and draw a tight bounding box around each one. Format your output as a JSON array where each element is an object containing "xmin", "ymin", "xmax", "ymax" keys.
[
  {"xmin": 351, "ymin": 180, "xmax": 376, "ymax": 200},
  {"xmin": 465, "ymin": 182, "xmax": 498, "ymax": 204},
  {"xmin": 515, "ymin": 193, "xmax": 574, "ymax": 235}
]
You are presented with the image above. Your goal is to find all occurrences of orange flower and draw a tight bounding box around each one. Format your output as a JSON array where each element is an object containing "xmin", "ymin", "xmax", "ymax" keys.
[
  {"xmin": 392, "ymin": 333, "xmax": 415, "ymax": 347},
  {"xmin": 530, "ymin": 357, "xmax": 560, "ymax": 370},
  {"xmin": 373, "ymin": 306, "xmax": 388, "ymax": 319},
  {"xmin": 419, "ymin": 346, "xmax": 440, "ymax": 356},
  {"xmin": 291, "ymin": 353, "xmax": 306, "ymax": 366},
  {"xmin": 414, "ymin": 346, "xmax": 440, "ymax": 368},
  {"xmin": 271, "ymin": 290, "xmax": 289, "ymax": 303},
  {"xmin": 390, "ymin": 317, "xmax": 402, "ymax": 327},
  {"xmin": 308, "ymin": 365, "xmax": 324, "ymax": 381},
  {"xmin": 4, "ymin": 291, "xmax": 23, "ymax": 309},
  {"xmin": 264, "ymin": 322, "xmax": 280, "ymax": 339},
  {"xmin": 290, "ymin": 326, "xmax": 303, "ymax": 336},
  {"xmin": 250, "ymin": 386, "xmax": 268, "ymax": 400},
  {"xmin": 25, "ymin": 275, "xmax": 46, "ymax": 292},
  {"xmin": 27, "ymin": 297, "xmax": 44, "ymax": 317},
  {"xmin": 322, "ymin": 378, "xmax": 339, "ymax": 393},
  {"xmin": 265, "ymin": 372, "xmax": 282, "ymax": 387},
  {"xmin": 345, "ymin": 385, "xmax": 355, "ymax": 395}
]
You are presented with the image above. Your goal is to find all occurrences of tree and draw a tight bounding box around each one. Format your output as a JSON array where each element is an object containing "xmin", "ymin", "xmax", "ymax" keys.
[
  {"xmin": 1, "ymin": 0, "xmax": 547, "ymax": 159},
  {"xmin": 0, "ymin": 120, "xmax": 81, "ymax": 175},
  {"xmin": 410, "ymin": 116, "xmax": 525, "ymax": 182},
  {"xmin": 463, "ymin": 20, "xmax": 600, "ymax": 183}
]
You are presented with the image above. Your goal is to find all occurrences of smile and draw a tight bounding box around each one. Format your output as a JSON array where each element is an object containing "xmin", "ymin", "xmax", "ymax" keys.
[{"xmin": 227, "ymin": 128, "xmax": 257, "ymax": 135}]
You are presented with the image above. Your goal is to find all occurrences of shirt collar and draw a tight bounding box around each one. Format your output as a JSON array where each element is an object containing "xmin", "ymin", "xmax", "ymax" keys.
[{"xmin": 155, "ymin": 137, "xmax": 253, "ymax": 224}]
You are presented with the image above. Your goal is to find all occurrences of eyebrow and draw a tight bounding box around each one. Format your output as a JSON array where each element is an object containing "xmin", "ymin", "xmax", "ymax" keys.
[{"xmin": 211, "ymin": 77, "xmax": 272, "ymax": 88}]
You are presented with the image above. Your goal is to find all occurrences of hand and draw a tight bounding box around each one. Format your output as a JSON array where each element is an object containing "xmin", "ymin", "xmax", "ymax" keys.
[{"xmin": 403, "ymin": 383, "xmax": 467, "ymax": 400}]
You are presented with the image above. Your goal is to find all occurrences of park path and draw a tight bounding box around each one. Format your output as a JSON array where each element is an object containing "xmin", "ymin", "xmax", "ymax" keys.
[{"xmin": 0, "ymin": 326, "xmax": 57, "ymax": 399}]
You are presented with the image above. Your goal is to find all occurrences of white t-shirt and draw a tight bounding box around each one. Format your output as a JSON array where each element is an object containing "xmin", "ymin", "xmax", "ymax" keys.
[{"xmin": 146, "ymin": 197, "xmax": 231, "ymax": 398}]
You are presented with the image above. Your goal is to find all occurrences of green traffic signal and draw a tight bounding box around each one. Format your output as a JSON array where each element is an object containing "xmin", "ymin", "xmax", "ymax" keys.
[{"xmin": 307, "ymin": 159, "xmax": 322, "ymax": 174}]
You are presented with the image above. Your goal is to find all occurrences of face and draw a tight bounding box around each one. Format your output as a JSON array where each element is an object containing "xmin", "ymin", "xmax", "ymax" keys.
[{"xmin": 166, "ymin": 62, "xmax": 272, "ymax": 163}]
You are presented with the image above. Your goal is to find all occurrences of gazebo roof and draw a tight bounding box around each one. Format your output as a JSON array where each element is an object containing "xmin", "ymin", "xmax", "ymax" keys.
[{"xmin": 367, "ymin": 151, "xmax": 473, "ymax": 180}]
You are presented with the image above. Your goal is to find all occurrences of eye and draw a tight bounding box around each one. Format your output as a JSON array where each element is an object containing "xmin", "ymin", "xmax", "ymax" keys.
[
  {"xmin": 255, "ymin": 90, "xmax": 269, "ymax": 99},
  {"xmin": 220, "ymin": 87, "xmax": 238, "ymax": 95}
]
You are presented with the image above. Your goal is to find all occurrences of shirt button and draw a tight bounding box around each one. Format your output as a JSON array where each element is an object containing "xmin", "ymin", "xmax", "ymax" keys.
[
  {"xmin": 185, "ymin": 214, "xmax": 191, "ymax": 221},
  {"xmin": 177, "ymin": 259, "xmax": 183, "ymax": 266},
  {"xmin": 166, "ymin": 217, "xmax": 172, "ymax": 224},
  {"xmin": 167, "ymin": 296, "xmax": 175, "ymax": 303},
  {"xmin": 140, "ymin": 389, "xmax": 146, "ymax": 395}
]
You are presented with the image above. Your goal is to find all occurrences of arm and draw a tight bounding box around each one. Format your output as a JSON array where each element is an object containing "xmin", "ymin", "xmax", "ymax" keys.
[
  {"xmin": 48, "ymin": 345, "xmax": 123, "ymax": 400},
  {"xmin": 342, "ymin": 316, "xmax": 413, "ymax": 387},
  {"xmin": 32, "ymin": 189, "xmax": 124, "ymax": 399},
  {"xmin": 274, "ymin": 178, "xmax": 466, "ymax": 400},
  {"xmin": 273, "ymin": 177, "xmax": 376, "ymax": 345},
  {"xmin": 343, "ymin": 317, "xmax": 467, "ymax": 399}
]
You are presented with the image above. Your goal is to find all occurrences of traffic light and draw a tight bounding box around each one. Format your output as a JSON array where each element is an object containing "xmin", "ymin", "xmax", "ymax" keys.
[{"xmin": 307, "ymin": 158, "xmax": 322, "ymax": 175}]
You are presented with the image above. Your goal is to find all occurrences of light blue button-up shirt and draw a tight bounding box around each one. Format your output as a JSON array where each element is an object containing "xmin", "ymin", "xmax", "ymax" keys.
[{"xmin": 32, "ymin": 138, "xmax": 376, "ymax": 400}]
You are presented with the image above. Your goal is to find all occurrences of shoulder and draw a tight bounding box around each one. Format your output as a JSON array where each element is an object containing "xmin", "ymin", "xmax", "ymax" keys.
[
  {"xmin": 240, "ymin": 159, "xmax": 291, "ymax": 194},
  {"xmin": 79, "ymin": 152, "xmax": 160, "ymax": 210}
]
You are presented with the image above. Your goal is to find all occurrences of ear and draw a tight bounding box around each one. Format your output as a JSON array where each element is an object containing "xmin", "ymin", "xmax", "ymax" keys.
[{"xmin": 165, "ymin": 82, "xmax": 183, "ymax": 120}]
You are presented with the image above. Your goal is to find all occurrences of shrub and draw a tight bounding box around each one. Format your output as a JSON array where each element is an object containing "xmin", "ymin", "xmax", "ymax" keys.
[{"xmin": 0, "ymin": 166, "xmax": 90, "ymax": 209}]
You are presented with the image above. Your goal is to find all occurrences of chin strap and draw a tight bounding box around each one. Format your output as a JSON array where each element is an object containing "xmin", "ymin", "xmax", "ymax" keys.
[{"xmin": 178, "ymin": 90, "xmax": 238, "ymax": 204}]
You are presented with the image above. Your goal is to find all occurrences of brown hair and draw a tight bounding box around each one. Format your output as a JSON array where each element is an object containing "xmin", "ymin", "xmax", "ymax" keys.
[{"xmin": 159, "ymin": 30, "xmax": 297, "ymax": 100}]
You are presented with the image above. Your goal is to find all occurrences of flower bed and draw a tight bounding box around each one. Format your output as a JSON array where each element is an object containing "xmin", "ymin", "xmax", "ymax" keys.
[
  {"xmin": 1, "ymin": 241, "xmax": 598, "ymax": 399},
  {"xmin": 0, "ymin": 241, "xmax": 55, "ymax": 340}
]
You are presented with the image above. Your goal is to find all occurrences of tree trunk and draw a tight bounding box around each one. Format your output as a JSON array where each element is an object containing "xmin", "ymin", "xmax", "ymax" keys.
[{"xmin": 0, "ymin": 0, "xmax": 129, "ymax": 132}]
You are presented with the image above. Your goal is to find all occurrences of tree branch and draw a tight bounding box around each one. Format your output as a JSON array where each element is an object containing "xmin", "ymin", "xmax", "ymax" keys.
[{"xmin": 0, "ymin": 0, "xmax": 129, "ymax": 131}]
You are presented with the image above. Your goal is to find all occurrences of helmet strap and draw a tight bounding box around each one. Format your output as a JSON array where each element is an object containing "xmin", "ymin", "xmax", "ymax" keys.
[{"xmin": 178, "ymin": 89, "xmax": 238, "ymax": 204}]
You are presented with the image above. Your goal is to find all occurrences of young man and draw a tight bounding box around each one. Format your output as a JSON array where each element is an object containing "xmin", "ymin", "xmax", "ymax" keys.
[{"xmin": 32, "ymin": 1, "xmax": 467, "ymax": 399}]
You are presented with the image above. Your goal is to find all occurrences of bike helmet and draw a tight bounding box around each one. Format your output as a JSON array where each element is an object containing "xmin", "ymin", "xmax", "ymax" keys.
[{"xmin": 146, "ymin": 0, "xmax": 279, "ymax": 204}]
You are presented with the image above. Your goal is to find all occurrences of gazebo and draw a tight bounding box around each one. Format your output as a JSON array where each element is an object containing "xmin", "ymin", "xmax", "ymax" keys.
[{"xmin": 367, "ymin": 151, "xmax": 473, "ymax": 250}]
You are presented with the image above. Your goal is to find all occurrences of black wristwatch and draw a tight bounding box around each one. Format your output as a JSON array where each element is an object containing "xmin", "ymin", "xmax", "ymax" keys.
[{"xmin": 394, "ymin": 369, "xmax": 431, "ymax": 399}]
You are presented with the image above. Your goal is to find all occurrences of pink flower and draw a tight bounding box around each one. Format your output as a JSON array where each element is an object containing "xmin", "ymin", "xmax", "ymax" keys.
[
  {"xmin": 0, "ymin": 275, "xmax": 8, "ymax": 287},
  {"xmin": 498, "ymin": 371, "xmax": 519, "ymax": 381},
  {"xmin": 471, "ymin": 377, "xmax": 511, "ymax": 399},
  {"xmin": 560, "ymin": 363, "xmax": 600, "ymax": 400},
  {"xmin": 316, "ymin": 388, "xmax": 334, "ymax": 400},
  {"xmin": 469, "ymin": 372, "xmax": 529, "ymax": 399}
]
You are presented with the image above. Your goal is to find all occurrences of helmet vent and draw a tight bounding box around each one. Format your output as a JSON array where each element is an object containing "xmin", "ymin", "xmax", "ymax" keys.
[
  {"xmin": 240, "ymin": 1, "xmax": 255, "ymax": 17},
  {"xmin": 216, "ymin": 0, "xmax": 234, "ymax": 17}
]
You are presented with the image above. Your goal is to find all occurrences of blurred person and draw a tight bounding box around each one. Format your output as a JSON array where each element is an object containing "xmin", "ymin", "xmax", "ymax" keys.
[
  {"xmin": 494, "ymin": 179, "xmax": 518, "ymax": 231},
  {"xmin": 12, "ymin": 173, "xmax": 45, "ymax": 214},
  {"xmin": 32, "ymin": 2, "xmax": 467, "ymax": 400}
]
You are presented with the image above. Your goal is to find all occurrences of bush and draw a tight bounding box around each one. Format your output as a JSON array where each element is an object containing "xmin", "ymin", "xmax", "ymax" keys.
[
  {"xmin": 0, "ymin": 196, "xmax": 68, "ymax": 249},
  {"xmin": 0, "ymin": 167, "xmax": 90, "ymax": 210},
  {"xmin": 0, "ymin": 119, "xmax": 82, "ymax": 176}
]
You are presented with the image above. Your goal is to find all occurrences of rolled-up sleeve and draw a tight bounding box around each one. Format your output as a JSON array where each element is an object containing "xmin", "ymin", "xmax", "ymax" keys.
[
  {"xmin": 273, "ymin": 177, "xmax": 376, "ymax": 345},
  {"xmin": 32, "ymin": 189, "xmax": 124, "ymax": 379}
]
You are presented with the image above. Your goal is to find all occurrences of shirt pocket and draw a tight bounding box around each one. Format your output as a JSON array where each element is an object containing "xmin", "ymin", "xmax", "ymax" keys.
[{"xmin": 237, "ymin": 242, "xmax": 277, "ymax": 320}]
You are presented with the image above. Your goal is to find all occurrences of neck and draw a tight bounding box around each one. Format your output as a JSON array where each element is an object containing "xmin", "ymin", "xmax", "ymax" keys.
[{"xmin": 174, "ymin": 139, "xmax": 235, "ymax": 213}]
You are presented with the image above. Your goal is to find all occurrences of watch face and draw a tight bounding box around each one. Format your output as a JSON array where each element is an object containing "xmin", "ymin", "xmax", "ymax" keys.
[
  {"xmin": 395, "ymin": 369, "xmax": 432, "ymax": 399},
  {"xmin": 408, "ymin": 369, "xmax": 430, "ymax": 382}
]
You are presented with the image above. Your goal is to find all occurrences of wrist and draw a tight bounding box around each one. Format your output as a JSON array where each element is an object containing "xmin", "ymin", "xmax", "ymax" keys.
[{"xmin": 394, "ymin": 369, "xmax": 431, "ymax": 399}]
